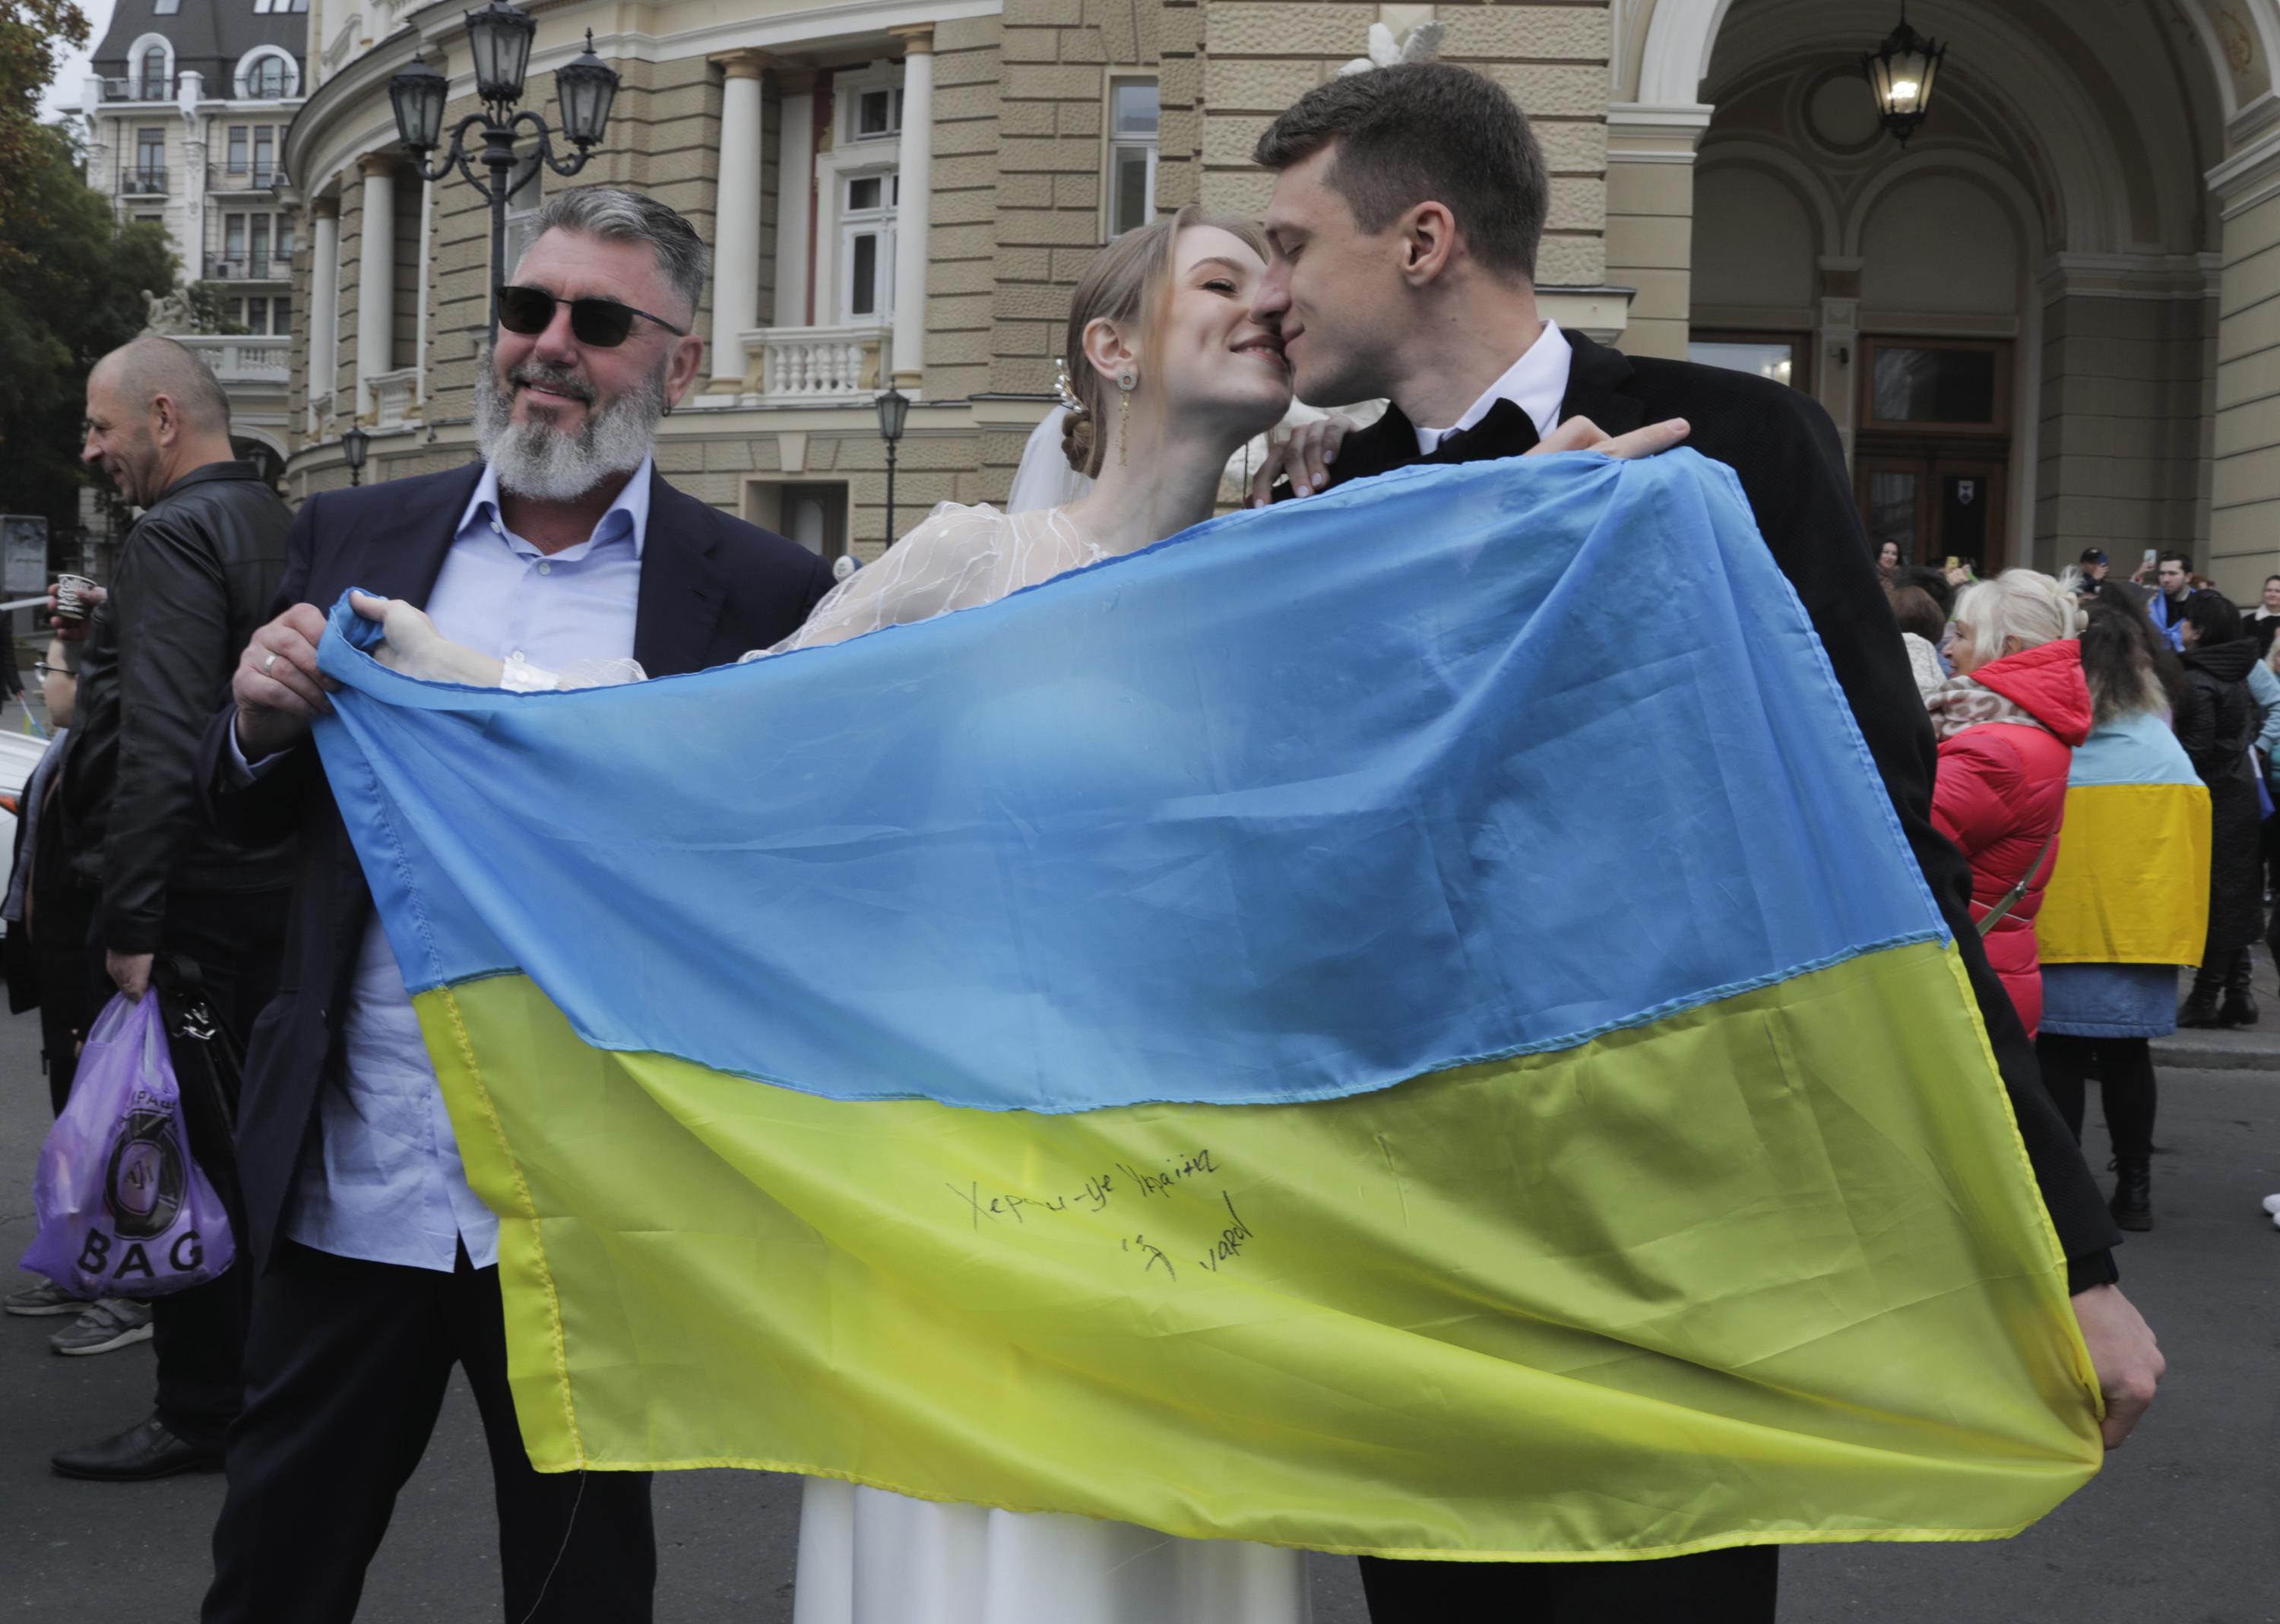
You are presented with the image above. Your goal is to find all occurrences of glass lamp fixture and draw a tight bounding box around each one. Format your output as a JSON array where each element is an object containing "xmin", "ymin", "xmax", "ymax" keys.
[
  {"xmin": 874, "ymin": 385, "xmax": 910, "ymax": 445},
  {"xmin": 465, "ymin": 0, "xmax": 537, "ymax": 106},
  {"xmin": 340, "ymin": 423, "xmax": 371, "ymax": 486},
  {"xmin": 1863, "ymin": 4, "xmax": 1945, "ymax": 145},
  {"xmin": 555, "ymin": 31, "xmax": 619, "ymax": 148},
  {"xmin": 388, "ymin": 50, "xmax": 449, "ymax": 154}
]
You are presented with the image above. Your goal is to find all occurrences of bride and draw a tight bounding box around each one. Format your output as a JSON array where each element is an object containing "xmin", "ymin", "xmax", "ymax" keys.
[{"xmin": 355, "ymin": 204, "xmax": 1686, "ymax": 1624}]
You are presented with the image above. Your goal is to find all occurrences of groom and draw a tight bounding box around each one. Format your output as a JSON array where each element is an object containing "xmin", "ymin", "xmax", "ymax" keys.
[{"xmin": 1249, "ymin": 64, "xmax": 2161, "ymax": 1620}]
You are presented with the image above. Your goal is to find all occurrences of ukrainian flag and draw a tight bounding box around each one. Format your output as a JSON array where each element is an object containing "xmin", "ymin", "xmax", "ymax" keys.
[
  {"xmin": 312, "ymin": 451, "xmax": 2101, "ymax": 1562},
  {"xmin": 2038, "ymin": 710, "xmax": 2211, "ymax": 966}
]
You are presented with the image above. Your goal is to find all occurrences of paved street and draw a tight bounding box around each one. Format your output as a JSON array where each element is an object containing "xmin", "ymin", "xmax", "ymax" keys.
[{"xmin": 2, "ymin": 992, "xmax": 2274, "ymax": 1622}]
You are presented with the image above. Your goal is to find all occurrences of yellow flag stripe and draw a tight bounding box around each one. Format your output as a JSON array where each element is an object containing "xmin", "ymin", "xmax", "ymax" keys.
[{"xmin": 421, "ymin": 939, "xmax": 2099, "ymax": 1561}]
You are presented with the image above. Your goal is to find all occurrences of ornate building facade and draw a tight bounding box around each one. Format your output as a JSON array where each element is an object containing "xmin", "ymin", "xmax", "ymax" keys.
[
  {"xmin": 280, "ymin": 0, "xmax": 2280, "ymax": 597},
  {"xmin": 78, "ymin": 0, "xmax": 311, "ymax": 477}
]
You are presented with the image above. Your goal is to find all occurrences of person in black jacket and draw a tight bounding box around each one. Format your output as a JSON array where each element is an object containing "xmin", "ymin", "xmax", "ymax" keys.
[
  {"xmin": 2174, "ymin": 593, "xmax": 2263, "ymax": 1029},
  {"xmin": 46, "ymin": 337, "xmax": 293, "ymax": 1480},
  {"xmin": 1244, "ymin": 63, "xmax": 2160, "ymax": 1622},
  {"xmin": 192, "ymin": 188, "xmax": 835, "ymax": 1624}
]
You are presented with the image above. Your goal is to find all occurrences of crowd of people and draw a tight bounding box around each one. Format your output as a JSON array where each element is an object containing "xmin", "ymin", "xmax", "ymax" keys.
[
  {"xmin": 1886, "ymin": 540, "xmax": 2280, "ymax": 1231},
  {"xmin": 3, "ymin": 57, "xmax": 2182, "ymax": 1624}
]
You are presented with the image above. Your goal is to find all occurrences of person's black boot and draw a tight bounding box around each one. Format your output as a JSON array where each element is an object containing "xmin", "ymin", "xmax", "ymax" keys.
[
  {"xmin": 2178, "ymin": 965, "xmax": 2224, "ymax": 1028},
  {"xmin": 2110, "ymin": 1157, "xmax": 2153, "ymax": 1232},
  {"xmin": 2223, "ymin": 952, "xmax": 2260, "ymax": 1027}
]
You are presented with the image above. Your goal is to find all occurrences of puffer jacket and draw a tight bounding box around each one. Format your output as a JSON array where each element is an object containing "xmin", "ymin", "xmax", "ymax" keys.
[
  {"xmin": 1927, "ymin": 639, "xmax": 2094, "ymax": 1037},
  {"xmin": 2176, "ymin": 635, "xmax": 2264, "ymax": 956},
  {"xmin": 61, "ymin": 461, "xmax": 295, "ymax": 954}
]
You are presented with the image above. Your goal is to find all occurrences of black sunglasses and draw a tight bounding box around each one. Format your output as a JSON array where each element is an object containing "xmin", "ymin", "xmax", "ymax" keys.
[{"xmin": 495, "ymin": 285, "xmax": 688, "ymax": 347}]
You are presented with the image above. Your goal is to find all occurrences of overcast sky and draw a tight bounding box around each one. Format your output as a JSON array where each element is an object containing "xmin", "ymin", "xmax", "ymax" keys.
[{"xmin": 43, "ymin": 0, "xmax": 119, "ymax": 119}]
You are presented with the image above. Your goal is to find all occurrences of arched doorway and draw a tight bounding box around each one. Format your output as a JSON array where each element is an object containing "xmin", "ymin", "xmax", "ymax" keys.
[{"xmin": 1623, "ymin": 0, "xmax": 2231, "ymax": 581}]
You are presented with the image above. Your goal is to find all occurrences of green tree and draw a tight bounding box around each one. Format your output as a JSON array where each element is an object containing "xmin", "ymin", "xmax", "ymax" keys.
[
  {"xmin": 0, "ymin": 124, "xmax": 177, "ymax": 527},
  {"xmin": 0, "ymin": 0, "xmax": 90, "ymax": 260}
]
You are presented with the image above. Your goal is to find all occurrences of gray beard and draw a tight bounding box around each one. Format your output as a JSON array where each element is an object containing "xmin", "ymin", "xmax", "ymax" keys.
[{"xmin": 474, "ymin": 351, "xmax": 665, "ymax": 502}]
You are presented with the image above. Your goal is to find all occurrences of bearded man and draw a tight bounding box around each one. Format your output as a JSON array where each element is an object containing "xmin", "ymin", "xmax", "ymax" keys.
[{"xmin": 193, "ymin": 188, "xmax": 833, "ymax": 1622}]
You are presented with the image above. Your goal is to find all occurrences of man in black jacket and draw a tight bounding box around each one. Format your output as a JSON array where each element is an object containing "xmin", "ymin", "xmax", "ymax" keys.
[
  {"xmin": 47, "ymin": 337, "xmax": 293, "ymax": 1481},
  {"xmin": 1247, "ymin": 65, "xmax": 2162, "ymax": 1622},
  {"xmin": 193, "ymin": 188, "xmax": 834, "ymax": 1622}
]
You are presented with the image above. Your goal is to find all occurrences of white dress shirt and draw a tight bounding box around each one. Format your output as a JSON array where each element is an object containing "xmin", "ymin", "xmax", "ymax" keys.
[
  {"xmin": 280, "ymin": 457, "xmax": 653, "ymax": 1271},
  {"xmin": 1411, "ymin": 319, "xmax": 1573, "ymax": 454}
]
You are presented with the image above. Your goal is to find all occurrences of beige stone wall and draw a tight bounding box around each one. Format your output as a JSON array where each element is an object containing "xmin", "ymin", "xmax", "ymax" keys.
[
  {"xmin": 2038, "ymin": 292, "xmax": 2215, "ymax": 568},
  {"xmin": 1195, "ymin": 2, "xmax": 1610, "ymax": 287},
  {"xmin": 1603, "ymin": 129, "xmax": 1696, "ymax": 360},
  {"xmin": 2214, "ymin": 188, "xmax": 2280, "ymax": 599},
  {"xmin": 334, "ymin": 171, "xmax": 362, "ymax": 411},
  {"xmin": 927, "ymin": 15, "xmax": 1005, "ymax": 404}
]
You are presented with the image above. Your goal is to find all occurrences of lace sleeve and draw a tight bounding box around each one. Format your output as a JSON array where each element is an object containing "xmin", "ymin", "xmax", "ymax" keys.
[{"xmin": 748, "ymin": 504, "xmax": 1087, "ymax": 659}]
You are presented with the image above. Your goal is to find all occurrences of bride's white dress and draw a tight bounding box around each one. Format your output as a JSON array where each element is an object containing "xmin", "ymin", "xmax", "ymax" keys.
[{"xmin": 758, "ymin": 502, "xmax": 1313, "ymax": 1624}]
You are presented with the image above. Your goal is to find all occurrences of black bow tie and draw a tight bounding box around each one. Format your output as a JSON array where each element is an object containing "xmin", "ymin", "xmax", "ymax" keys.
[{"xmin": 1420, "ymin": 397, "xmax": 1541, "ymax": 464}]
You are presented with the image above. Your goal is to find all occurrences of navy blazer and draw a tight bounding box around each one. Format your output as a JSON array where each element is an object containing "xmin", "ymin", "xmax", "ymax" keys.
[{"xmin": 196, "ymin": 461, "xmax": 836, "ymax": 1266}]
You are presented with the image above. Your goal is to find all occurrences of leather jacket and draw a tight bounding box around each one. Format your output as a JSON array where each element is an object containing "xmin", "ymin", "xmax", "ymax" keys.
[{"xmin": 62, "ymin": 460, "xmax": 294, "ymax": 953}]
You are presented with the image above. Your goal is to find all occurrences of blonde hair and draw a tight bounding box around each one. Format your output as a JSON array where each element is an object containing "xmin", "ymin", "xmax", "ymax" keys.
[
  {"xmin": 1059, "ymin": 204, "xmax": 1270, "ymax": 476},
  {"xmin": 1952, "ymin": 568, "xmax": 2081, "ymax": 658}
]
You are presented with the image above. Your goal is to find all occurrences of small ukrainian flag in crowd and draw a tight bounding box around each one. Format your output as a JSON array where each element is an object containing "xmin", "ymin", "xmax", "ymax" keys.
[{"xmin": 312, "ymin": 451, "xmax": 2101, "ymax": 1561}]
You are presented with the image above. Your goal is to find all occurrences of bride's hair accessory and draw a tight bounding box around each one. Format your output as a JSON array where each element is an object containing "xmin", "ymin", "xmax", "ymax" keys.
[
  {"xmin": 1338, "ymin": 19, "xmax": 1445, "ymax": 78},
  {"xmin": 1053, "ymin": 356, "xmax": 1086, "ymax": 416},
  {"xmin": 1116, "ymin": 369, "xmax": 1136, "ymax": 464}
]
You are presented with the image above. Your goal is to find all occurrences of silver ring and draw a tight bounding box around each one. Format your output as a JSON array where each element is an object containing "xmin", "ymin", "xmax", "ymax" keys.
[{"xmin": 261, "ymin": 651, "xmax": 279, "ymax": 676}]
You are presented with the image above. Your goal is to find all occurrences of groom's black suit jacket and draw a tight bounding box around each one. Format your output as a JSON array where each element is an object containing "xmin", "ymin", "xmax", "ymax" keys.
[
  {"xmin": 195, "ymin": 462, "xmax": 835, "ymax": 1267},
  {"xmin": 1300, "ymin": 330, "xmax": 2121, "ymax": 1285}
]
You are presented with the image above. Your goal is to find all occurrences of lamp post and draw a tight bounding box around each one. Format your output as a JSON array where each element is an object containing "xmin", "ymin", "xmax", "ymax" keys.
[
  {"xmin": 340, "ymin": 423, "xmax": 371, "ymax": 487},
  {"xmin": 388, "ymin": 5, "xmax": 620, "ymax": 331},
  {"xmin": 1863, "ymin": 3, "xmax": 1946, "ymax": 146},
  {"xmin": 875, "ymin": 384, "xmax": 910, "ymax": 546}
]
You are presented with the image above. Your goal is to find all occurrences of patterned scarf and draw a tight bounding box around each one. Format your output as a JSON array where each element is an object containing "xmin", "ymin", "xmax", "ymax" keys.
[{"xmin": 1925, "ymin": 671, "xmax": 2051, "ymax": 744}]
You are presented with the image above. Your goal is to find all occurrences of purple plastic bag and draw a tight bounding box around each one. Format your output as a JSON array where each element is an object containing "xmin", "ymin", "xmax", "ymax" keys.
[{"xmin": 19, "ymin": 992, "xmax": 235, "ymax": 1298}]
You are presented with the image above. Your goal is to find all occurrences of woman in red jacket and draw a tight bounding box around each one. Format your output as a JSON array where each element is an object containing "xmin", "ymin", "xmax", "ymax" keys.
[{"xmin": 1925, "ymin": 570, "xmax": 2092, "ymax": 1036}]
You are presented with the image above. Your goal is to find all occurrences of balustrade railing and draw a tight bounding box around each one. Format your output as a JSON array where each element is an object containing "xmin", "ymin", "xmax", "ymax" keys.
[{"xmin": 743, "ymin": 323, "xmax": 893, "ymax": 401}]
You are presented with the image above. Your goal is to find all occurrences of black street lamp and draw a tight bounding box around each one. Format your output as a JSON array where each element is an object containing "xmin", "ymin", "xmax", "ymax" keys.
[
  {"xmin": 388, "ymin": 8, "xmax": 620, "ymax": 331},
  {"xmin": 1863, "ymin": 4, "xmax": 1946, "ymax": 146},
  {"xmin": 340, "ymin": 423, "xmax": 371, "ymax": 486},
  {"xmin": 876, "ymin": 384, "xmax": 910, "ymax": 546}
]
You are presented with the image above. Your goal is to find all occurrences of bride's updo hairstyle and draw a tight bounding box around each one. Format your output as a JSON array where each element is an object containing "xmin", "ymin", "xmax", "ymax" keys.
[{"xmin": 1059, "ymin": 204, "xmax": 1270, "ymax": 476}]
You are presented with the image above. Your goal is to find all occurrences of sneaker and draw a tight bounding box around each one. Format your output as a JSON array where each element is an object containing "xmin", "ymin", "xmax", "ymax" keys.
[
  {"xmin": 5, "ymin": 1277, "xmax": 90, "ymax": 1317},
  {"xmin": 49, "ymin": 1298, "xmax": 154, "ymax": 1356}
]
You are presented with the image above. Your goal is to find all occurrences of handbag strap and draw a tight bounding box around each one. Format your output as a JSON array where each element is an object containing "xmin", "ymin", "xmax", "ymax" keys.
[{"xmin": 1977, "ymin": 831, "xmax": 2057, "ymax": 938}]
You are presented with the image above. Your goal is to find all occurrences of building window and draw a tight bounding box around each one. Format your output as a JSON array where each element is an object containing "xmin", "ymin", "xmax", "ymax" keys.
[
  {"xmin": 276, "ymin": 213, "xmax": 295, "ymax": 263},
  {"xmin": 505, "ymin": 167, "xmax": 543, "ymax": 274},
  {"xmin": 153, "ymin": 0, "xmax": 179, "ymax": 12},
  {"xmin": 254, "ymin": 127, "xmax": 274, "ymax": 182},
  {"xmin": 140, "ymin": 47, "xmax": 168, "ymax": 100},
  {"xmin": 853, "ymin": 86, "xmax": 902, "ymax": 141},
  {"xmin": 226, "ymin": 296, "xmax": 245, "ymax": 329},
  {"xmin": 1688, "ymin": 331, "xmax": 1807, "ymax": 391},
  {"xmin": 227, "ymin": 125, "xmax": 248, "ymax": 173},
  {"xmin": 839, "ymin": 170, "xmax": 898, "ymax": 321},
  {"xmin": 132, "ymin": 128, "xmax": 165, "ymax": 191},
  {"xmin": 1107, "ymin": 79, "xmax": 1158, "ymax": 239},
  {"xmin": 245, "ymin": 55, "xmax": 290, "ymax": 97}
]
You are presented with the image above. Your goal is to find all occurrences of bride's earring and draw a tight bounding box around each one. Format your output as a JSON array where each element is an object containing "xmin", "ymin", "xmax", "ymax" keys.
[{"xmin": 1117, "ymin": 371, "xmax": 1136, "ymax": 464}]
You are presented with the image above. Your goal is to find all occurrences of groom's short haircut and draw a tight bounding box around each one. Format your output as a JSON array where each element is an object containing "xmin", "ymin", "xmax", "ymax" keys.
[
  {"xmin": 527, "ymin": 185, "xmax": 711, "ymax": 321},
  {"xmin": 1252, "ymin": 62, "xmax": 1547, "ymax": 282}
]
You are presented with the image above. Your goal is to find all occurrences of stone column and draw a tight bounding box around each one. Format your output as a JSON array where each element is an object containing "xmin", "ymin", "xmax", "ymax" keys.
[
  {"xmin": 2207, "ymin": 128, "xmax": 2280, "ymax": 599},
  {"xmin": 708, "ymin": 49, "xmax": 770, "ymax": 393},
  {"xmin": 888, "ymin": 25, "xmax": 933, "ymax": 390},
  {"xmin": 1601, "ymin": 102, "xmax": 1712, "ymax": 361},
  {"xmin": 308, "ymin": 196, "xmax": 340, "ymax": 435},
  {"xmin": 354, "ymin": 154, "xmax": 395, "ymax": 421},
  {"xmin": 773, "ymin": 71, "xmax": 816, "ymax": 328}
]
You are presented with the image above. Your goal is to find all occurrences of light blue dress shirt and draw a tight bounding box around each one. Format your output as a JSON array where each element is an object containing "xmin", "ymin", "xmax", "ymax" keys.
[{"xmin": 284, "ymin": 457, "xmax": 652, "ymax": 1271}]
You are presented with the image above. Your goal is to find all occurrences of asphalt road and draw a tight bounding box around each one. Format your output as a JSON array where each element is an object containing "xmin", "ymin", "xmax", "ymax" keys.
[{"xmin": 2, "ymin": 992, "xmax": 2274, "ymax": 1622}]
